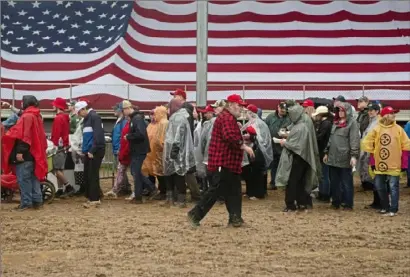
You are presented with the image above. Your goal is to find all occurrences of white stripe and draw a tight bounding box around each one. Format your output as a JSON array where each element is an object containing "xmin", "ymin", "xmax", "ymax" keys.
[
  {"xmin": 83, "ymin": 126, "xmax": 93, "ymax": 133},
  {"xmin": 126, "ymin": 25, "xmax": 409, "ymax": 47},
  {"xmin": 115, "ymin": 56, "xmax": 410, "ymax": 82},
  {"xmin": 137, "ymin": 1, "xmax": 409, "ymax": 16},
  {"xmin": 1, "ymin": 55, "xmax": 117, "ymax": 80},
  {"xmin": 131, "ymin": 10, "xmax": 410, "ymax": 31},
  {"xmin": 0, "ymin": 40, "xmax": 121, "ymax": 63},
  {"xmin": 1, "ymin": 75, "xmax": 408, "ymax": 101},
  {"xmin": 120, "ymin": 42, "xmax": 410, "ymax": 64}
]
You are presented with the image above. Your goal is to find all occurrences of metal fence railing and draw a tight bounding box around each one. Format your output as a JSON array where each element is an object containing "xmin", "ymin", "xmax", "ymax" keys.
[{"xmin": 101, "ymin": 142, "xmax": 115, "ymax": 186}]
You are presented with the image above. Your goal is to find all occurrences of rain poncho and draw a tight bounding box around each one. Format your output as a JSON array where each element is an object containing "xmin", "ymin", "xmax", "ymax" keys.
[
  {"xmin": 163, "ymin": 108, "xmax": 195, "ymax": 176},
  {"xmin": 275, "ymin": 104, "xmax": 321, "ymax": 193},
  {"xmin": 358, "ymin": 115, "xmax": 379, "ymax": 183},
  {"xmin": 152, "ymin": 106, "xmax": 168, "ymax": 176},
  {"xmin": 200, "ymin": 118, "xmax": 215, "ymax": 164},
  {"xmin": 193, "ymin": 120, "xmax": 206, "ymax": 177},
  {"xmin": 241, "ymin": 111, "xmax": 273, "ymax": 169},
  {"xmin": 142, "ymin": 118, "xmax": 158, "ymax": 176}
]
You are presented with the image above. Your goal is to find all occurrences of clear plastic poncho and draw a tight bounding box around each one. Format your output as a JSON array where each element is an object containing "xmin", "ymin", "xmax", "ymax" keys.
[
  {"xmin": 193, "ymin": 120, "xmax": 206, "ymax": 177},
  {"xmin": 195, "ymin": 118, "xmax": 216, "ymax": 177},
  {"xmin": 163, "ymin": 108, "xmax": 196, "ymax": 176},
  {"xmin": 241, "ymin": 111, "xmax": 274, "ymax": 168}
]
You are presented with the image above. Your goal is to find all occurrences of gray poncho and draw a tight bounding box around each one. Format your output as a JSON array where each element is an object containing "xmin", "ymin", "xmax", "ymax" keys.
[{"xmin": 275, "ymin": 105, "xmax": 321, "ymax": 193}]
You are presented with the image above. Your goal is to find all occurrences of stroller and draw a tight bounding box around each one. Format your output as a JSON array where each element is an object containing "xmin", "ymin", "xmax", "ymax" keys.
[{"xmin": 1, "ymin": 141, "xmax": 58, "ymax": 203}]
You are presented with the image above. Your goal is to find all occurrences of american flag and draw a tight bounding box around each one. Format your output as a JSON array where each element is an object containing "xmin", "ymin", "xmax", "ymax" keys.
[{"xmin": 1, "ymin": 0, "xmax": 410, "ymax": 109}]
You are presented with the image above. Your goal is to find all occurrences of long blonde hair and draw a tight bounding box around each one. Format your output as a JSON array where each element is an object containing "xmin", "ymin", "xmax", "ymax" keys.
[{"xmin": 379, "ymin": 114, "xmax": 395, "ymax": 126}]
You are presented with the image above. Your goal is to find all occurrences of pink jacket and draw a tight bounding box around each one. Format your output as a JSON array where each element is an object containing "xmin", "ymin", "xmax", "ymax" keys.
[{"xmin": 369, "ymin": 151, "xmax": 409, "ymax": 169}]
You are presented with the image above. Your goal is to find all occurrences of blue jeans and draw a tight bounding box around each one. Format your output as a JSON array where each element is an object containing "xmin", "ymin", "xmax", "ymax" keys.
[
  {"xmin": 319, "ymin": 162, "xmax": 330, "ymax": 197},
  {"xmin": 374, "ymin": 174, "xmax": 400, "ymax": 213},
  {"xmin": 329, "ymin": 166, "xmax": 354, "ymax": 208},
  {"xmin": 15, "ymin": 161, "xmax": 43, "ymax": 207},
  {"xmin": 130, "ymin": 154, "xmax": 155, "ymax": 198}
]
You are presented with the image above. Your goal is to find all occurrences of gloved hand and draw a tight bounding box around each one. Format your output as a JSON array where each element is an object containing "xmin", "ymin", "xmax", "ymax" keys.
[
  {"xmin": 371, "ymin": 165, "xmax": 376, "ymax": 171},
  {"xmin": 170, "ymin": 144, "xmax": 179, "ymax": 160},
  {"xmin": 350, "ymin": 157, "xmax": 357, "ymax": 167}
]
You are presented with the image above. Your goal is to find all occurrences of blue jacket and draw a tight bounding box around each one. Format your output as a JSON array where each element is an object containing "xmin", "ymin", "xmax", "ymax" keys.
[
  {"xmin": 112, "ymin": 117, "xmax": 127, "ymax": 154},
  {"xmin": 405, "ymin": 121, "xmax": 410, "ymax": 138},
  {"xmin": 82, "ymin": 110, "xmax": 105, "ymax": 154}
]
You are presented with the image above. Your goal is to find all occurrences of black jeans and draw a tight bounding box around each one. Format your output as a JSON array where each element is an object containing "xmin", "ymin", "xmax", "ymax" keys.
[
  {"xmin": 84, "ymin": 149, "xmax": 105, "ymax": 202},
  {"xmin": 270, "ymin": 154, "xmax": 281, "ymax": 186},
  {"xmin": 285, "ymin": 154, "xmax": 310, "ymax": 210},
  {"xmin": 130, "ymin": 154, "xmax": 155, "ymax": 198},
  {"xmin": 242, "ymin": 164, "xmax": 265, "ymax": 198},
  {"xmin": 166, "ymin": 174, "xmax": 186, "ymax": 195},
  {"xmin": 157, "ymin": 175, "xmax": 167, "ymax": 195},
  {"xmin": 190, "ymin": 167, "xmax": 242, "ymax": 222}
]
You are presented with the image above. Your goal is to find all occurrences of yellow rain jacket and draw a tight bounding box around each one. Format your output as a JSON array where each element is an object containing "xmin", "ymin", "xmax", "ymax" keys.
[
  {"xmin": 142, "ymin": 115, "xmax": 158, "ymax": 176},
  {"xmin": 362, "ymin": 119, "xmax": 410, "ymax": 176},
  {"xmin": 152, "ymin": 106, "xmax": 169, "ymax": 176}
]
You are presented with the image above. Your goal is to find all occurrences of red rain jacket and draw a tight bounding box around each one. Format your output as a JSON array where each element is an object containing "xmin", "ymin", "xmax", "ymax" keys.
[
  {"xmin": 118, "ymin": 121, "xmax": 131, "ymax": 166},
  {"xmin": 2, "ymin": 106, "xmax": 48, "ymax": 180}
]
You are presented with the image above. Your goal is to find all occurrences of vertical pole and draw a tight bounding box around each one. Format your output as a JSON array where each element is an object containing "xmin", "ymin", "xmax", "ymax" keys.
[
  {"xmin": 362, "ymin": 84, "xmax": 365, "ymax": 97},
  {"xmin": 242, "ymin": 85, "xmax": 245, "ymax": 100},
  {"xmin": 69, "ymin": 83, "xmax": 73, "ymax": 101},
  {"xmin": 127, "ymin": 84, "xmax": 130, "ymax": 100},
  {"xmin": 303, "ymin": 85, "xmax": 306, "ymax": 100},
  {"xmin": 12, "ymin": 83, "xmax": 15, "ymax": 107},
  {"xmin": 196, "ymin": 1, "xmax": 208, "ymax": 106}
]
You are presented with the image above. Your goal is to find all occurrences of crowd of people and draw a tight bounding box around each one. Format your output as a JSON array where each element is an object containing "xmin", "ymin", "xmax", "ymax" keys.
[{"xmin": 1, "ymin": 90, "xmax": 410, "ymax": 227}]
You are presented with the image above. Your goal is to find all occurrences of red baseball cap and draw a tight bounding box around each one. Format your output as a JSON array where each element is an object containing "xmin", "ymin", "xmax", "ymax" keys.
[
  {"xmin": 170, "ymin": 88, "xmax": 187, "ymax": 100},
  {"xmin": 380, "ymin": 106, "xmax": 399, "ymax": 117},
  {"xmin": 246, "ymin": 126, "xmax": 257, "ymax": 136},
  {"xmin": 226, "ymin": 94, "xmax": 247, "ymax": 106},
  {"xmin": 51, "ymin": 97, "xmax": 68, "ymax": 110},
  {"xmin": 246, "ymin": 104, "xmax": 258, "ymax": 113},
  {"xmin": 197, "ymin": 105, "xmax": 214, "ymax": 113},
  {"xmin": 302, "ymin": 99, "xmax": 314, "ymax": 107}
]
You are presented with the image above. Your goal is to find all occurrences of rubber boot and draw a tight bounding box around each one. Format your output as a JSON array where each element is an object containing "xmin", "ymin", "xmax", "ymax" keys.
[
  {"xmin": 160, "ymin": 191, "xmax": 173, "ymax": 208},
  {"xmin": 176, "ymin": 194, "xmax": 187, "ymax": 208}
]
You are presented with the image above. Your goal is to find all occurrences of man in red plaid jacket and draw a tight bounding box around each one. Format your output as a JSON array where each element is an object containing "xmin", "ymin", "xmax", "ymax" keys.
[{"xmin": 188, "ymin": 94, "xmax": 255, "ymax": 228}]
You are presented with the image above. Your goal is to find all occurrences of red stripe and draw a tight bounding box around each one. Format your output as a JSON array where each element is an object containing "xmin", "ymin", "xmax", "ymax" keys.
[
  {"xmin": 6, "ymin": 96, "xmax": 410, "ymax": 111},
  {"xmin": 134, "ymin": 5, "xmax": 410, "ymax": 23},
  {"xmin": 128, "ymin": 19, "xmax": 410, "ymax": 39},
  {"xmin": 350, "ymin": 1, "xmax": 380, "ymax": 4},
  {"xmin": 124, "ymin": 33, "xmax": 410, "ymax": 55},
  {"xmin": 0, "ymin": 48, "xmax": 118, "ymax": 71},
  {"xmin": 117, "ymin": 47, "xmax": 410, "ymax": 73}
]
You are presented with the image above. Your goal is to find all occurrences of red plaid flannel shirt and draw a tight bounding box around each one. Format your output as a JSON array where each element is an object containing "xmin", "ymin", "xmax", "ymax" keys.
[{"xmin": 207, "ymin": 109, "xmax": 244, "ymax": 174}]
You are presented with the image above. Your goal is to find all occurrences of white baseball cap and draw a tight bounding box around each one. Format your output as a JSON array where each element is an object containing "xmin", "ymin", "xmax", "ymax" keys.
[
  {"xmin": 312, "ymin": 106, "xmax": 329, "ymax": 117},
  {"xmin": 74, "ymin": 101, "xmax": 88, "ymax": 114}
]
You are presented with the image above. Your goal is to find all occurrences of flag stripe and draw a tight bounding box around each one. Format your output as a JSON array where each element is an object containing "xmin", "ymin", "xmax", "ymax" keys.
[{"xmin": 1, "ymin": 0, "xmax": 409, "ymax": 108}]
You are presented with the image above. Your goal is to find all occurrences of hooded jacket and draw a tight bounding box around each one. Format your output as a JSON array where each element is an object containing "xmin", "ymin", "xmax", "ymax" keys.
[
  {"xmin": 362, "ymin": 117, "xmax": 410, "ymax": 176},
  {"xmin": 2, "ymin": 97, "xmax": 48, "ymax": 180},
  {"xmin": 51, "ymin": 112, "xmax": 70, "ymax": 147},
  {"xmin": 152, "ymin": 106, "xmax": 169, "ymax": 176},
  {"xmin": 275, "ymin": 104, "xmax": 321, "ymax": 192},
  {"xmin": 118, "ymin": 121, "xmax": 131, "ymax": 165},
  {"xmin": 112, "ymin": 116, "xmax": 127, "ymax": 154},
  {"xmin": 142, "ymin": 115, "xmax": 158, "ymax": 176},
  {"xmin": 324, "ymin": 102, "xmax": 360, "ymax": 168},
  {"xmin": 127, "ymin": 110, "xmax": 150, "ymax": 156}
]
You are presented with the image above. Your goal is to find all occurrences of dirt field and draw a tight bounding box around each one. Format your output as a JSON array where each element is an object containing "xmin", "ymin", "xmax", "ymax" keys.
[{"xmin": 2, "ymin": 178, "xmax": 410, "ymax": 277}]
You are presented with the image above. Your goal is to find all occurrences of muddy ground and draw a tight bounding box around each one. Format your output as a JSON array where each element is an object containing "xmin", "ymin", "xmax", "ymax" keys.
[{"xmin": 2, "ymin": 178, "xmax": 410, "ymax": 277}]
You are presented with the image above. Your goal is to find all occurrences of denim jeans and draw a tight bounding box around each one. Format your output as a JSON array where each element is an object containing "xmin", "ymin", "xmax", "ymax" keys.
[
  {"xmin": 374, "ymin": 174, "xmax": 400, "ymax": 213},
  {"xmin": 130, "ymin": 154, "xmax": 155, "ymax": 198},
  {"xmin": 15, "ymin": 161, "xmax": 43, "ymax": 207},
  {"xmin": 329, "ymin": 166, "xmax": 354, "ymax": 208},
  {"xmin": 319, "ymin": 162, "xmax": 330, "ymax": 197}
]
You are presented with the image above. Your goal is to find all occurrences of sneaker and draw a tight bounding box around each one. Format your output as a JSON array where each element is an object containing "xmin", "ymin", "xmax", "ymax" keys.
[
  {"xmin": 383, "ymin": 212, "xmax": 396, "ymax": 217},
  {"xmin": 187, "ymin": 211, "xmax": 200, "ymax": 228},
  {"xmin": 104, "ymin": 190, "xmax": 117, "ymax": 198},
  {"xmin": 228, "ymin": 215, "xmax": 243, "ymax": 228},
  {"xmin": 249, "ymin": 197, "xmax": 258, "ymax": 201},
  {"xmin": 13, "ymin": 205, "xmax": 32, "ymax": 211},
  {"xmin": 148, "ymin": 189, "xmax": 160, "ymax": 200},
  {"xmin": 131, "ymin": 196, "xmax": 144, "ymax": 204},
  {"xmin": 282, "ymin": 207, "xmax": 296, "ymax": 213},
  {"xmin": 125, "ymin": 192, "xmax": 135, "ymax": 201},
  {"xmin": 176, "ymin": 202, "xmax": 187, "ymax": 208},
  {"xmin": 153, "ymin": 193, "xmax": 166, "ymax": 201},
  {"xmin": 60, "ymin": 186, "xmax": 75, "ymax": 199},
  {"xmin": 379, "ymin": 209, "xmax": 387, "ymax": 214},
  {"xmin": 55, "ymin": 189, "xmax": 64, "ymax": 198},
  {"xmin": 83, "ymin": 200, "xmax": 101, "ymax": 208},
  {"xmin": 32, "ymin": 202, "xmax": 44, "ymax": 210}
]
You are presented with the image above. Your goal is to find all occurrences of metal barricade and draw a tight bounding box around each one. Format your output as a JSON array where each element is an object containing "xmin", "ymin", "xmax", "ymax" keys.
[{"xmin": 100, "ymin": 142, "xmax": 115, "ymax": 187}]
